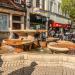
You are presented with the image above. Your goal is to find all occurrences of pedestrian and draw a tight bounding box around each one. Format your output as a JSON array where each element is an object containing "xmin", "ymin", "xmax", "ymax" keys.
[
  {"xmin": 40, "ymin": 32, "xmax": 46, "ymax": 41},
  {"xmin": 50, "ymin": 30, "xmax": 55, "ymax": 37},
  {"xmin": 48, "ymin": 28, "xmax": 52, "ymax": 37},
  {"xmin": 34, "ymin": 32, "xmax": 40, "ymax": 40},
  {"xmin": 59, "ymin": 32, "xmax": 65, "ymax": 40}
]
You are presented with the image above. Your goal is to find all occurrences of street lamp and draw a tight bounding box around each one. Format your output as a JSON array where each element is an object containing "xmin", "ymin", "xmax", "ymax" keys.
[{"xmin": 26, "ymin": 0, "xmax": 32, "ymax": 29}]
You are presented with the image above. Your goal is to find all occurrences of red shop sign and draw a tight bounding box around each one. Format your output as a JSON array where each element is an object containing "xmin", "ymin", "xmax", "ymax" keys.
[
  {"xmin": 51, "ymin": 22, "xmax": 71, "ymax": 28},
  {"xmin": 52, "ymin": 22, "xmax": 62, "ymax": 27}
]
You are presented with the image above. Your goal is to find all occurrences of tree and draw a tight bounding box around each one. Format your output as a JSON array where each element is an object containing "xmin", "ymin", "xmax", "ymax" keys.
[{"xmin": 61, "ymin": 0, "xmax": 75, "ymax": 20}]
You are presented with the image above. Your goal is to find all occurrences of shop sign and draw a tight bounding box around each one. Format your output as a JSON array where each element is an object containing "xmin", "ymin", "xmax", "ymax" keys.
[
  {"xmin": 51, "ymin": 22, "xmax": 71, "ymax": 28},
  {"xmin": 52, "ymin": 22, "xmax": 62, "ymax": 27}
]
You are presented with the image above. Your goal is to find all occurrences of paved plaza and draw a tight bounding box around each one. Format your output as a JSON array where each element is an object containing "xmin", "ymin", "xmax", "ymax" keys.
[{"xmin": 0, "ymin": 52, "xmax": 75, "ymax": 75}]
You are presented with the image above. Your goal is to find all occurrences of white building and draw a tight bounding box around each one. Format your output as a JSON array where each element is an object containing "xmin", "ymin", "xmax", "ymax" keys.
[{"xmin": 31, "ymin": 0, "xmax": 71, "ymax": 30}]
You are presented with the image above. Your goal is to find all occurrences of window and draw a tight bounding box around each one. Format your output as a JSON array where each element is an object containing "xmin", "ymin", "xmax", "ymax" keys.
[
  {"xmin": 54, "ymin": 2, "xmax": 57, "ymax": 13},
  {"xmin": 50, "ymin": 1, "xmax": 53, "ymax": 12},
  {"xmin": 58, "ymin": 2, "xmax": 61, "ymax": 13},
  {"xmin": 42, "ymin": 0, "xmax": 45, "ymax": 10},
  {"xmin": 12, "ymin": 16, "xmax": 21, "ymax": 30},
  {"xmin": 12, "ymin": 23, "xmax": 21, "ymax": 30},
  {"xmin": 14, "ymin": 0, "xmax": 21, "ymax": 4},
  {"xmin": 36, "ymin": 0, "xmax": 40, "ymax": 7},
  {"xmin": 30, "ymin": 14, "xmax": 46, "ymax": 29},
  {"xmin": 13, "ymin": 16, "xmax": 21, "ymax": 21},
  {"xmin": 0, "ymin": 14, "xmax": 9, "ymax": 31}
]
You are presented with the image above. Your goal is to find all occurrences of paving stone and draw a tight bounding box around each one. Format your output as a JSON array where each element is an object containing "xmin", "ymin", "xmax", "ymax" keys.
[{"xmin": 0, "ymin": 53, "xmax": 75, "ymax": 75}]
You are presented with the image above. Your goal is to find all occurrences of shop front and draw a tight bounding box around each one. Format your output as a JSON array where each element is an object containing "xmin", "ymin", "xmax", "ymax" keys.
[
  {"xmin": 30, "ymin": 13, "xmax": 47, "ymax": 30},
  {"xmin": 0, "ymin": 0, "xmax": 26, "ymax": 32},
  {"xmin": 0, "ymin": 8, "xmax": 25, "ymax": 31},
  {"xmin": 48, "ymin": 19, "xmax": 71, "ymax": 33},
  {"xmin": 48, "ymin": 13, "xmax": 71, "ymax": 34},
  {"xmin": 52, "ymin": 22, "xmax": 71, "ymax": 33},
  {"xmin": 30, "ymin": 13, "xmax": 47, "ymax": 46}
]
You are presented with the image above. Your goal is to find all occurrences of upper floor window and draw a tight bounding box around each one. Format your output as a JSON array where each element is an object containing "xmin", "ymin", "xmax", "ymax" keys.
[
  {"xmin": 54, "ymin": 2, "xmax": 57, "ymax": 13},
  {"xmin": 50, "ymin": 1, "xmax": 53, "ymax": 12},
  {"xmin": 58, "ymin": 2, "xmax": 61, "ymax": 13},
  {"xmin": 42, "ymin": 0, "xmax": 45, "ymax": 10},
  {"xmin": 36, "ymin": 0, "xmax": 40, "ymax": 8},
  {"xmin": 14, "ymin": 0, "xmax": 21, "ymax": 4}
]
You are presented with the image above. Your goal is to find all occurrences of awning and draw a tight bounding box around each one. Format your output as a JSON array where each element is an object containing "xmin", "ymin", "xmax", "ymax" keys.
[{"xmin": 51, "ymin": 22, "xmax": 71, "ymax": 28}]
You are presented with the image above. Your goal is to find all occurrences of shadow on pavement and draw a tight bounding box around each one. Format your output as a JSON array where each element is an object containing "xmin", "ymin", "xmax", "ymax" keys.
[{"xmin": 8, "ymin": 61, "xmax": 38, "ymax": 75}]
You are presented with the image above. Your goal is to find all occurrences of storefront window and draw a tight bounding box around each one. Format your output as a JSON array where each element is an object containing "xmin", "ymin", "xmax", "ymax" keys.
[
  {"xmin": 0, "ymin": 14, "xmax": 9, "ymax": 31},
  {"xmin": 30, "ymin": 14, "xmax": 47, "ymax": 30}
]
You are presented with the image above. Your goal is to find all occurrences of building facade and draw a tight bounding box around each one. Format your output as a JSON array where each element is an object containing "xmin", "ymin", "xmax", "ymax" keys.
[
  {"xmin": 0, "ymin": 0, "xmax": 71, "ymax": 32},
  {"xmin": 29, "ymin": 0, "xmax": 48, "ymax": 30},
  {"xmin": 0, "ymin": 0, "xmax": 26, "ymax": 32},
  {"xmin": 30, "ymin": 0, "xmax": 71, "ymax": 32}
]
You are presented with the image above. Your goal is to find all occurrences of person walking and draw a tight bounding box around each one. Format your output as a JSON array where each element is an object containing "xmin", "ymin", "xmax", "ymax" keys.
[
  {"xmin": 50, "ymin": 30, "xmax": 55, "ymax": 37},
  {"xmin": 59, "ymin": 32, "xmax": 65, "ymax": 40}
]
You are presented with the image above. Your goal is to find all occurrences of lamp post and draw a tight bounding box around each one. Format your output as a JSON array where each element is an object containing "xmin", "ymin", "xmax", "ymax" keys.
[{"xmin": 26, "ymin": 0, "xmax": 32, "ymax": 29}]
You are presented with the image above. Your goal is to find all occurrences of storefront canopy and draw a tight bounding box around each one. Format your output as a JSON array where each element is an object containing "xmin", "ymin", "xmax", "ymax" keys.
[{"xmin": 51, "ymin": 22, "xmax": 71, "ymax": 28}]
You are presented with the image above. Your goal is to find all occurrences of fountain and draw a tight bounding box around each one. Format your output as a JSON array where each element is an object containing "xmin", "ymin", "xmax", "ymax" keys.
[{"xmin": 0, "ymin": 29, "xmax": 37, "ymax": 53}]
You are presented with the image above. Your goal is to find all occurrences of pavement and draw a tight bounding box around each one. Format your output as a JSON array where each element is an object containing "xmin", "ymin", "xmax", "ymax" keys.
[{"xmin": 0, "ymin": 52, "xmax": 75, "ymax": 75}]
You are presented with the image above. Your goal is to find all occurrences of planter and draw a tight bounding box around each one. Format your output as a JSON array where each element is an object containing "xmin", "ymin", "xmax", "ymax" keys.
[{"xmin": 40, "ymin": 41, "xmax": 47, "ymax": 48}]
